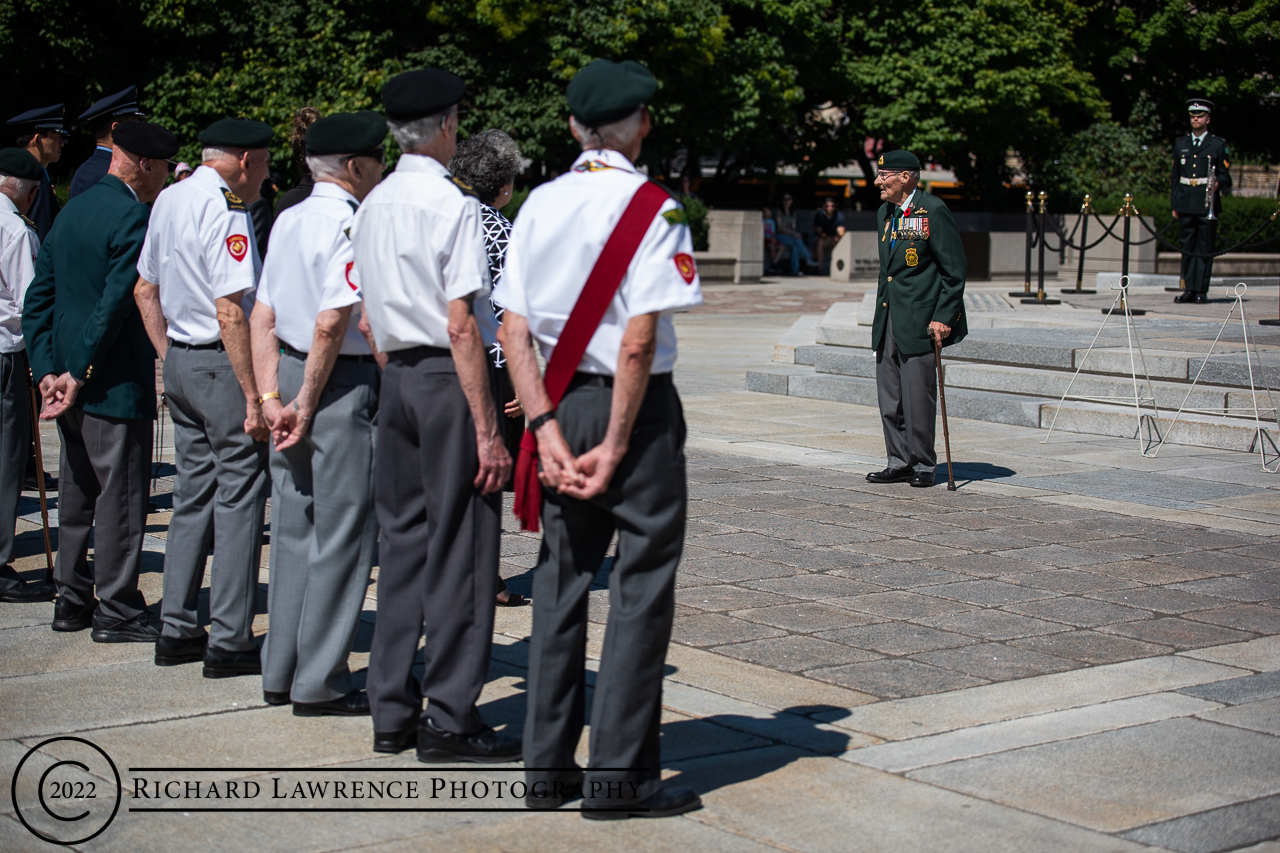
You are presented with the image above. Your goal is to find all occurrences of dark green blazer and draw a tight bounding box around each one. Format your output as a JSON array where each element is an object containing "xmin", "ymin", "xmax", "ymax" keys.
[
  {"xmin": 22, "ymin": 175, "xmax": 156, "ymax": 421},
  {"xmin": 872, "ymin": 189, "xmax": 968, "ymax": 357},
  {"xmin": 1170, "ymin": 134, "xmax": 1231, "ymax": 215}
]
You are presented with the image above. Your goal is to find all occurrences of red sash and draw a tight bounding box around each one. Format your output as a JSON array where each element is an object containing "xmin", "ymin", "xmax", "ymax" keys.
[{"xmin": 513, "ymin": 180, "xmax": 670, "ymax": 532}]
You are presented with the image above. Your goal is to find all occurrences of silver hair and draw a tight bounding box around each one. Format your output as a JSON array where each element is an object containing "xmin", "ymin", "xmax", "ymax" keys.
[
  {"xmin": 907, "ymin": 169, "xmax": 921, "ymax": 182},
  {"xmin": 447, "ymin": 130, "xmax": 522, "ymax": 206},
  {"xmin": 389, "ymin": 106, "xmax": 455, "ymax": 154},
  {"xmin": 202, "ymin": 146, "xmax": 246, "ymax": 164},
  {"xmin": 304, "ymin": 153, "xmax": 349, "ymax": 182},
  {"xmin": 0, "ymin": 175, "xmax": 38, "ymax": 200},
  {"xmin": 570, "ymin": 107, "xmax": 644, "ymax": 152}
]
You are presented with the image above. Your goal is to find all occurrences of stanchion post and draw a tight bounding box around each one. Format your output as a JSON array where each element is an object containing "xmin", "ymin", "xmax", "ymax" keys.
[
  {"xmin": 1011, "ymin": 190, "xmax": 1034, "ymax": 298},
  {"xmin": 1063, "ymin": 193, "xmax": 1096, "ymax": 294},
  {"xmin": 1262, "ymin": 213, "xmax": 1280, "ymax": 326},
  {"xmin": 1110, "ymin": 193, "xmax": 1147, "ymax": 316},
  {"xmin": 1022, "ymin": 191, "xmax": 1061, "ymax": 305}
]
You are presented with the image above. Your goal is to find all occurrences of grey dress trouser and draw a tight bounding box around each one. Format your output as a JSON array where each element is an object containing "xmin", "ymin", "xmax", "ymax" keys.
[
  {"xmin": 366, "ymin": 347, "xmax": 501, "ymax": 736},
  {"xmin": 524, "ymin": 376, "xmax": 687, "ymax": 809},
  {"xmin": 262, "ymin": 352, "xmax": 379, "ymax": 703},
  {"xmin": 0, "ymin": 350, "xmax": 30, "ymax": 591},
  {"xmin": 159, "ymin": 344, "xmax": 268, "ymax": 652},
  {"xmin": 54, "ymin": 407, "xmax": 151, "ymax": 620},
  {"xmin": 876, "ymin": 314, "xmax": 938, "ymax": 475}
]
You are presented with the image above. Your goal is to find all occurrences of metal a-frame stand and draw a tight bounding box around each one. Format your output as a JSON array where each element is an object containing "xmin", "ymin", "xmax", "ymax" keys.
[
  {"xmin": 1042, "ymin": 277, "xmax": 1164, "ymax": 456},
  {"xmin": 1153, "ymin": 283, "xmax": 1280, "ymax": 472}
]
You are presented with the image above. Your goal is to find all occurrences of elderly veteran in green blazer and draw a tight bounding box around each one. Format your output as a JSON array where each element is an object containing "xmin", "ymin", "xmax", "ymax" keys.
[
  {"xmin": 22, "ymin": 121, "xmax": 177, "ymax": 642},
  {"xmin": 866, "ymin": 150, "xmax": 967, "ymax": 489}
]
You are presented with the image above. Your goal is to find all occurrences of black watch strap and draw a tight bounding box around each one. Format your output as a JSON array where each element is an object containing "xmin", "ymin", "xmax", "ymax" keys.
[{"xmin": 527, "ymin": 411, "xmax": 556, "ymax": 432}]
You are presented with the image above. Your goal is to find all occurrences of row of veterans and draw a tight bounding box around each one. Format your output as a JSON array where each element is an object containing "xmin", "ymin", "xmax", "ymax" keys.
[{"xmin": 0, "ymin": 60, "xmax": 704, "ymax": 818}]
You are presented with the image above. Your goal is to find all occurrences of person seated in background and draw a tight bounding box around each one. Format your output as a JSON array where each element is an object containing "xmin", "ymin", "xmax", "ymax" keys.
[
  {"xmin": 813, "ymin": 198, "xmax": 846, "ymax": 272},
  {"xmin": 762, "ymin": 207, "xmax": 784, "ymax": 271},
  {"xmin": 775, "ymin": 193, "xmax": 811, "ymax": 276}
]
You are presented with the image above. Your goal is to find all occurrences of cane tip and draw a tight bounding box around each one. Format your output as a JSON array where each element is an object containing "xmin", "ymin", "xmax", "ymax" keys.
[{"xmin": 947, "ymin": 484, "xmax": 957, "ymax": 491}]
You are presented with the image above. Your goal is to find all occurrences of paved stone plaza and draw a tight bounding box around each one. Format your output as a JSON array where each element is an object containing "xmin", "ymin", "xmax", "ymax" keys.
[{"xmin": 2, "ymin": 280, "xmax": 1278, "ymax": 852}]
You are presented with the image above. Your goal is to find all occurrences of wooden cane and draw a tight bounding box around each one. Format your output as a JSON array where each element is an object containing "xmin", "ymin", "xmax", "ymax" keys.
[
  {"xmin": 28, "ymin": 385, "xmax": 54, "ymax": 581},
  {"xmin": 933, "ymin": 335, "xmax": 956, "ymax": 491}
]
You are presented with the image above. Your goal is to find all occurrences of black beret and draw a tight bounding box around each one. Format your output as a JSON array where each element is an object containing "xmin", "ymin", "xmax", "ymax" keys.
[
  {"xmin": 382, "ymin": 69, "xmax": 465, "ymax": 122},
  {"xmin": 7, "ymin": 104, "xmax": 65, "ymax": 133},
  {"xmin": 0, "ymin": 148, "xmax": 44, "ymax": 181},
  {"xmin": 306, "ymin": 111, "xmax": 387, "ymax": 156},
  {"xmin": 566, "ymin": 59, "xmax": 656, "ymax": 127},
  {"xmin": 1186, "ymin": 98, "xmax": 1214, "ymax": 114},
  {"xmin": 878, "ymin": 150, "xmax": 921, "ymax": 171},
  {"xmin": 113, "ymin": 122, "xmax": 180, "ymax": 160},
  {"xmin": 79, "ymin": 86, "xmax": 145, "ymax": 123},
  {"xmin": 198, "ymin": 118, "xmax": 274, "ymax": 149}
]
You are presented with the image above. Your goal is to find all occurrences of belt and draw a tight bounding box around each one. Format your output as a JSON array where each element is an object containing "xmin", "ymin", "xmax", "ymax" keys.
[
  {"xmin": 281, "ymin": 343, "xmax": 378, "ymax": 364},
  {"xmin": 169, "ymin": 339, "xmax": 224, "ymax": 351},
  {"xmin": 568, "ymin": 371, "xmax": 673, "ymax": 389},
  {"xmin": 1180, "ymin": 176, "xmax": 1212, "ymax": 186}
]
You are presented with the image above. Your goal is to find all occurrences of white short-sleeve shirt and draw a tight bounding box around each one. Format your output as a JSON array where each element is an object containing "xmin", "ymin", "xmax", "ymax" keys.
[
  {"xmin": 257, "ymin": 181, "xmax": 368, "ymax": 355},
  {"xmin": 137, "ymin": 165, "xmax": 260, "ymax": 344},
  {"xmin": 0, "ymin": 196, "xmax": 38, "ymax": 353},
  {"xmin": 495, "ymin": 149, "xmax": 703, "ymax": 375},
  {"xmin": 349, "ymin": 154, "xmax": 488, "ymax": 353}
]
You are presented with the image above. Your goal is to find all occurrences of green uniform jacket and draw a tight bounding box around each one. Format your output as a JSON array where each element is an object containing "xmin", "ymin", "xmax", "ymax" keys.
[
  {"xmin": 1170, "ymin": 134, "xmax": 1231, "ymax": 215},
  {"xmin": 872, "ymin": 189, "xmax": 968, "ymax": 357},
  {"xmin": 22, "ymin": 175, "xmax": 156, "ymax": 421}
]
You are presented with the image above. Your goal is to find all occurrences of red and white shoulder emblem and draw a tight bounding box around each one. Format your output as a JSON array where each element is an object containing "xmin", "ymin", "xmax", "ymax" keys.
[
  {"xmin": 674, "ymin": 252, "xmax": 697, "ymax": 284},
  {"xmin": 345, "ymin": 261, "xmax": 358, "ymax": 292},
  {"xmin": 226, "ymin": 234, "xmax": 248, "ymax": 262}
]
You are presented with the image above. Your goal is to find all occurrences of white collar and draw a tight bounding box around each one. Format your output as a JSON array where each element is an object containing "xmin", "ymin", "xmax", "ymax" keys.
[
  {"xmin": 1192, "ymin": 131, "xmax": 1208, "ymax": 142},
  {"xmin": 571, "ymin": 148, "xmax": 639, "ymax": 174},
  {"xmin": 311, "ymin": 180, "xmax": 358, "ymax": 205},
  {"xmin": 191, "ymin": 164, "xmax": 234, "ymax": 193},
  {"xmin": 897, "ymin": 189, "xmax": 917, "ymax": 212},
  {"xmin": 395, "ymin": 153, "xmax": 451, "ymax": 176},
  {"xmin": 120, "ymin": 180, "xmax": 139, "ymax": 201}
]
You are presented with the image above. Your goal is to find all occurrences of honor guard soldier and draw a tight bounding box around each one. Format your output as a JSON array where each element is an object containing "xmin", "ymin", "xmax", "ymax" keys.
[
  {"xmin": 497, "ymin": 59, "xmax": 704, "ymax": 819},
  {"xmin": 351, "ymin": 69, "xmax": 519, "ymax": 762},
  {"xmin": 6, "ymin": 105, "xmax": 67, "ymax": 240},
  {"xmin": 865, "ymin": 150, "xmax": 967, "ymax": 488},
  {"xmin": 0, "ymin": 148, "xmax": 54, "ymax": 603},
  {"xmin": 134, "ymin": 118, "xmax": 273, "ymax": 677},
  {"xmin": 69, "ymin": 86, "xmax": 146, "ymax": 200},
  {"xmin": 1172, "ymin": 98, "xmax": 1231, "ymax": 304},
  {"xmin": 21, "ymin": 123, "xmax": 178, "ymax": 639},
  {"xmin": 249, "ymin": 111, "xmax": 387, "ymax": 717}
]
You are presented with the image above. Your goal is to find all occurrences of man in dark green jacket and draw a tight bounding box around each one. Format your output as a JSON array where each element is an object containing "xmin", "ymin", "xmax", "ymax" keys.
[
  {"xmin": 866, "ymin": 150, "xmax": 967, "ymax": 489},
  {"xmin": 22, "ymin": 122, "xmax": 177, "ymax": 642}
]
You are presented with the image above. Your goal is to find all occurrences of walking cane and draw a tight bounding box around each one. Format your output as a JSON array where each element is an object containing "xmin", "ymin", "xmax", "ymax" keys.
[
  {"xmin": 27, "ymin": 385, "xmax": 54, "ymax": 582},
  {"xmin": 933, "ymin": 334, "xmax": 956, "ymax": 491}
]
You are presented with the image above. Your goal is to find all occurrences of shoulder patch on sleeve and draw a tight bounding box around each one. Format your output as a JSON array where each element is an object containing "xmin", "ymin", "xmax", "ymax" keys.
[
  {"xmin": 662, "ymin": 208, "xmax": 687, "ymax": 226},
  {"xmin": 450, "ymin": 176, "xmax": 479, "ymax": 198},
  {"xmin": 223, "ymin": 189, "xmax": 247, "ymax": 212}
]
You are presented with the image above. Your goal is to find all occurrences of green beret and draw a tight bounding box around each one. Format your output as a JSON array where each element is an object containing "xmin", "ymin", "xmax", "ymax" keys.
[
  {"xmin": 567, "ymin": 59, "xmax": 656, "ymax": 127},
  {"xmin": 382, "ymin": 69, "xmax": 465, "ymax": 122},
  {"xmin": 878, "ymin": 150, "xmax": 921, "ymax": 171},
  {"xmin": 113, "ymin": 122, "xmax": 180, "ymax": 160},
  {"xmin": 0, "ymin": 147, "xmax": 43, "ymax": 181},
  {"xmin": 306, "ymin": 111, "xmax": 387, "ymax": 156},
  {"xmin": 198, "ymin": 118, "xmax": 273, "ymax": 149}
]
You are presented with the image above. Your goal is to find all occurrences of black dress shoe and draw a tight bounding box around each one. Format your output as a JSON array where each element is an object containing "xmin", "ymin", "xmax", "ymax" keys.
[
  {"xmin": 155, "ymin": 631, "xmax": 207, "ymax": 665},
  {"xmin": 91, "ymin": 610, "xmax": 160, "ymax": 643},
  {"xmin": 909, "ymin": 471, "xmax": 935, "ymax": 488},
  {"xmin": 52, "ymin": 596, "xmax": 97, "ymax": 632},
  {"xmin": 0, "ymin": 578, "xmax": 57, "ymax": 603},
  {"xmin": 24, "ymin": 471, "xmax": 56, "ymax": 490},
  {"xmin": 582, "ymin": 785, "xmax": 702, "ymax": 820},
  {"xmin": 202, "ymin": 645, "xmax": 262, "ymax": 679},
  {"xmin": 525, "ymin": 773, "xmax": 584, "ymax": 810},
  {"xmin": 1174, "ymin": 290, "xmax": 1197, "ymax": 303},
  {"xmin": 293, "ymin": 689, "xmax": 371, "ymax": 717},
  {"xmin": 1194, "ymin": 292, "xmax": 1209, "ymax": 303},
  {"xmin": 866, "ymin": 467, "xmax": 912, "ymax": 484},
  {"xmin": 264, "ymin": 691, "xmax": 292, "ymax": 706},
  {"xmin": 373, "ymin": 728, "xmax": 417, "ymax": 754},
  {"xmin": 416, "ymin": 718, "xmax": 522, "ymax": 763}
]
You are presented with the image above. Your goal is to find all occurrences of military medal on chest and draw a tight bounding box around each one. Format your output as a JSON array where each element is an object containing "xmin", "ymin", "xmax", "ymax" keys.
[{"xmin": 905, "ymin": 248, "xmax": 919, "ymax": 267}]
